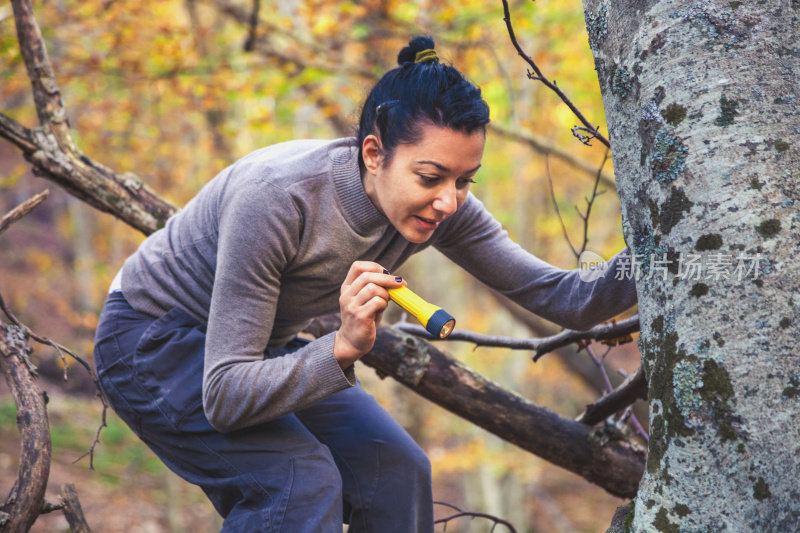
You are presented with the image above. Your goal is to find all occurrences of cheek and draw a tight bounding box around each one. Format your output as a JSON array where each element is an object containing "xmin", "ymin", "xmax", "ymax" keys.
[{"xmin": 456, "ymin": 189, "xmax": 469, "ymax": 208}]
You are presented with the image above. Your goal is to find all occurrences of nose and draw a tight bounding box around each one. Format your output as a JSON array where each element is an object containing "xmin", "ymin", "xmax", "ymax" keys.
[{"xmin": 432, "ymin": 182, "xmax": 458, "ymax": 216}]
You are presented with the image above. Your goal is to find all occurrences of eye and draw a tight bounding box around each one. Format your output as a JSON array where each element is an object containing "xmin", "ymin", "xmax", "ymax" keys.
[
  {"xmin": 456, "ymin": 177, "xmax": 476, "ymax": 189},
  {"xmin": 417, "ymin": 174, "xmax": 440, "ymax": 184}
]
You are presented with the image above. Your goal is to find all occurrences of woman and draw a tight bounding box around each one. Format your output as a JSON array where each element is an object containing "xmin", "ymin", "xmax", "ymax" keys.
[{"xmin": 93, "ymin": 36, "xmax": 636, "ymax": 532}]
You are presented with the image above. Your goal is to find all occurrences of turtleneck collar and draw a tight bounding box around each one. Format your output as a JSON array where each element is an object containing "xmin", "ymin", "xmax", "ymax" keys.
[{"xmin": 332, "ymin": 141, "xmax": 389, "ymax": 235}]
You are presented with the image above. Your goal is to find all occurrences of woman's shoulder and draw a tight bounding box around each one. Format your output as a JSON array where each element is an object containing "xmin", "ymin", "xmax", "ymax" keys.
[
  {"xmin": 236, "ymin": 137, "xmax": 356, "ymax": 177},
  {"xmin": 209, "ymin": 137, "xmax": 357, "ymax": 209}
]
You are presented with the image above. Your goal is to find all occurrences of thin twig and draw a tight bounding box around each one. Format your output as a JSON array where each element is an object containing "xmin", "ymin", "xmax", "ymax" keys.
[
  {"xmin": 584, "ymin": 344, "xmax": 614, "ymax": 393},
  {"xmin": 392, "ymin": 315, "xmax": 639, "ymax": 361},
  {"xmin": 628, "ymin": 409, "xmax": 650, "ymax": 442},
  {"xmin": 0, "ymin": 289, "xmax": 108, "ymax": 468},
  {"xmin": 545, "ymin": 154, "xmax": 579, "ymax": 258},
  {"xmin": 72, "ymin": 392, "xmax": 108, "ymax": 470},
  {"xmin": 500, "ymin": 0, "xmax": 609, "ymax": 148},
  {"xmin": 0, "ymin": 189, "xmax": 49, "ymax": 238},
  {"xmin": 488, "ymin": 123, "xmax": 616, "ymax": 186},
  {"xmin": 434, "ymin": 502, "xmax": 517, "ymax": 533},
  {"xmin": 546, "ymin": 149, "xmax": 610, "ymax": 260},
  {"xmin": 576, "ymin": 150, "xmax": 609, "ymax": 256},
  {"xmin": 0, "ymin": 291, "xmax": 92, "ymax": 374}
]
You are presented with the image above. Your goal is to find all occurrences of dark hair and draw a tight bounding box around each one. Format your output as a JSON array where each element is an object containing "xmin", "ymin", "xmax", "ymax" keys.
[{"xmin": 356, "ymin": 36, "xmax": 490, "ymax": 166}]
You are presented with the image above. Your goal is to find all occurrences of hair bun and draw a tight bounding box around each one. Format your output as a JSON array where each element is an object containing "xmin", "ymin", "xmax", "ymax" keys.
[{"xmin": 397, "ymin": 36, "xmax": 436, "ymax": 65}]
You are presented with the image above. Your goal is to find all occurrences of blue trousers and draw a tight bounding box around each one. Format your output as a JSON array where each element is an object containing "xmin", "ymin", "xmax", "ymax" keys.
[{"xmin": 93, "ymin": 292, "xmax": 433, "ymax": 532}]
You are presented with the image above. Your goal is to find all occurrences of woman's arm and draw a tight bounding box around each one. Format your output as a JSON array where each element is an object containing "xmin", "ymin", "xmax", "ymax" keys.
[
  {"xmin": 201, "ymin": 181, "xmax": 355, "ymax": 433},
  {"xmin": 434, "ymin": 193, "xmax": 637, "ymax": 331}
]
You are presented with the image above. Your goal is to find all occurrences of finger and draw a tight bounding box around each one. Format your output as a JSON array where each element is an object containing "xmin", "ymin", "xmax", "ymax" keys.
[
  {"xmin": 341, "ymin": 287, "xmax": 388, "ymax": 322},
  {"xmin": 360, "ymin": 295, "xmax": 389, "ymax": 320},
  {"xmin": 342, "ymin": 261, "xmax": 385, "ymax": 289},
  {"xmin": 347, "ymin": 271, "xmax": 404, "ymax": 297}
]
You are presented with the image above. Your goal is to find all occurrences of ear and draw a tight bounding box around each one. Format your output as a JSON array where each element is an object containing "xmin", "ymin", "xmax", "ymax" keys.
[{"xmin": 361, "ymin": 134, "xmax": 384, "ymax": 174}]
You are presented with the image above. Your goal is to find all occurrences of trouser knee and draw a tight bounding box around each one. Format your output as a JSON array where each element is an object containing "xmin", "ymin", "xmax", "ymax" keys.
[
  {"xmin": 281, "ymin": 445, "xmax": 343, "ymax": 530},
  {"xmin": 220, "ymin": 444, "xmax": 344, "ymax": 533},
  {"xmin": 380, "ymin": 438, "xmax": 432, "ymax": 488}
]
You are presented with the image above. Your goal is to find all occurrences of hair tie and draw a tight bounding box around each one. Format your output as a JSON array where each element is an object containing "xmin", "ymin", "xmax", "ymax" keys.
[{"xmin": 414, "ymin": 49, "xmax": 438, "ymax": 64}]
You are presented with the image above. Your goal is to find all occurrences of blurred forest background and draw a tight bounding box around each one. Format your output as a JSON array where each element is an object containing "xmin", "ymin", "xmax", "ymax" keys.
[{"xmin": 0, "ymin": 0, "xmax": 641, "ymax": 531}]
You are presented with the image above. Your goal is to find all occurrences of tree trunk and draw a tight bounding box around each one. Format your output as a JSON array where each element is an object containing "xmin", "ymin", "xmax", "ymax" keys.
[{"xmin": 582, "ymin": 0, "xmax": 799, "ymax": 529}]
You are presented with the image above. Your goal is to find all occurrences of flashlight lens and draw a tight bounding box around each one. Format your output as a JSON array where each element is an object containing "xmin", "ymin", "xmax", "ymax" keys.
[{"xmin": 439, "ymin": 319, "xmax": 455, "ymax": 338}]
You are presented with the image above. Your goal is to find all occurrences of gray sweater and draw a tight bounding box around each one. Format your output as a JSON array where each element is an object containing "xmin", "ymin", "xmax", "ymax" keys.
[{"xmin": 121, "ymin": 137, "xmax": 636, "ymax": 432}]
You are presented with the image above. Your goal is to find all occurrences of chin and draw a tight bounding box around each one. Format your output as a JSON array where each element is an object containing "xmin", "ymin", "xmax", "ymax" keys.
[{"xmin": 402, "ymin": 230, "xmax": 434, "ymax": 244}]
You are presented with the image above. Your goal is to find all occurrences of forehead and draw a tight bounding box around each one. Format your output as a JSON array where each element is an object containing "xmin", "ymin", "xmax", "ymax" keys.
[{"xmin": 397, "ymin": 123, "xmax": 485, "ymax": 171}]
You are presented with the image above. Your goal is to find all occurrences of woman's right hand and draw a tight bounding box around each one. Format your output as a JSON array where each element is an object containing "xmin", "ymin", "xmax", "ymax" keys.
[{"xmin": 334, "ymin": 261, "xmax": 404, "ymax": 369}]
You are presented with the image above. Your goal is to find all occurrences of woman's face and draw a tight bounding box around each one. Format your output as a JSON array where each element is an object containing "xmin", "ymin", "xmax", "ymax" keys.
[{"xmin": 362, "ymin": 123, "xmax": 486, "ymax": 243}]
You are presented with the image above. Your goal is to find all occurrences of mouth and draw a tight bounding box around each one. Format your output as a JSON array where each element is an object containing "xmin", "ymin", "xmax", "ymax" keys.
[{"xmin": 414, "ymin": 215, "xmax": 443, "ymax": 231}]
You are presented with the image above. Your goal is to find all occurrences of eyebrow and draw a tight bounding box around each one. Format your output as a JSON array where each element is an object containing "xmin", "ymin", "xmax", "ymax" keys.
[{"xmin": 416, "ymin": 160, "xmax": 482, "ymax": 174}]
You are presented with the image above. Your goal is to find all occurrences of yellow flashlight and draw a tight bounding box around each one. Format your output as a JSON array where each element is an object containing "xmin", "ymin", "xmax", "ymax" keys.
[{"xmin": 387, "ymin": 284, "xmax": 456, "ymax": 338}]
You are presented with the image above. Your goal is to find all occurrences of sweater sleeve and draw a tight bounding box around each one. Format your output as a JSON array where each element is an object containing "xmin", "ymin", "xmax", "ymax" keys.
[
  {"xmin": 434, "ymin": 194, "xmax": 637, "ymax": 331},
  {"xmin": 202, "ymin": 179, "xmax": 354, "ymax": 433}
]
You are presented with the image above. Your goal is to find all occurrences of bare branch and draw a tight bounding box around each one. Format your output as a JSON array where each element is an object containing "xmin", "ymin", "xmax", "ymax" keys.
[
  {"xmin": 0, "ymin": 290, "xmax": 109, "ymax": 469},
  {"xmin": 584, "ymin": 344, "xmax": 614, "ymax": 393},
  {"xmin": 532, "ymin": 316, "xmax": 639, "ymax": 362},
  {"xmin": 392, "ymin": 315, "xmax": 639, "ymax": 363},
  {"xmin": 11, "ymin": 0, "xmax": 70, "ymax": 141},
  {"xmin": 8, "ymin": 0, "xmax": 178, "ymax": 235},
  {"xmin": 0, "ymin": 320, "xmax": 51, "ymax": 533},
  {"xmin": 500, "ymin": 0, "xmax": 610, "ymax": 148},
  {"xmin": 0, "ymin": 112, "xmax": 37, "ymax": 153},
  {"xmin": 545, "ymin": 155, "xmax": 579, "ymax": 258},
  {"xmin": 578, "ymin": 366, "xmax": 647, "ymax": 425},
  {"xmin": 434, "ymin": 501, "xmax": 517, "ymax": 532},
  {"xmin": 576, "ymin": 149, "xmax": 609, "ymax": 256},
  {"xmin": 488, "ymin": 123, "xmax": 616, "ymax": 186},
  {"xmin": 0, "ymin": 189, "xmax": 49, "ymax": 238}
]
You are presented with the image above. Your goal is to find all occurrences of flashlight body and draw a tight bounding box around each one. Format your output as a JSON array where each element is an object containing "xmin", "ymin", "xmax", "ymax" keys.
[{"xmin": 387, "ymin": 285, "xmax": 455, "ymax": 338}]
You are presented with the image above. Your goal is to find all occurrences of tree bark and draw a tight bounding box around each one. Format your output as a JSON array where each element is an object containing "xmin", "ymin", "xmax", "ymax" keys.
[{"xmin": 583, "ymin": 0, "xmax": 799, "ymax": 528}]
